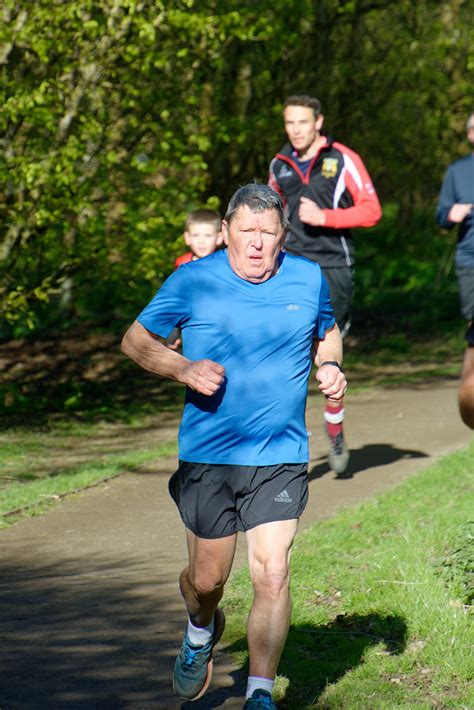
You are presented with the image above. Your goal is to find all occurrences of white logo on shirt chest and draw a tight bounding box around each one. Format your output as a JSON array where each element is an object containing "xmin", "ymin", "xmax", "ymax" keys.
[
  {"xmin": 287, "ymin": 304, "xmax": 300, "ymax": 311},
  {"xmin": 279, "ymin": 166, "xmax": 294, "ymax": 179}
]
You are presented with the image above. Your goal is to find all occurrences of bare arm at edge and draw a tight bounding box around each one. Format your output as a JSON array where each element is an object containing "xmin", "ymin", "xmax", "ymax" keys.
[
  {"xmin": 313, "ymin": 323, "xmax": 347, "ymax": 402},
  {"xmin": 459, "ymin": 346, "xmax": 474, "ymax": 429},
  {"xmin": 121, "ymin": 320, "xmax": 225, "ymax": 396}
]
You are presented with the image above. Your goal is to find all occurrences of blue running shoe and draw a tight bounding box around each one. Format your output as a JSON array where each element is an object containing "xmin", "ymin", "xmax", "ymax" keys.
[
  {"xmin": 243, "ymin": 689, "xmax": 277, "ymax": 709},
  {"xmin": 173, "ymin": 608, "xmax": 226, "ymax": 700}
]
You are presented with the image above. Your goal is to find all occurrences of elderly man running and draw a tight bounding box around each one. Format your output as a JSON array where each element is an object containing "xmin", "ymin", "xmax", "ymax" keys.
[{"xmin": 121, "ymin": 183, "xmax": 347, "ymax": 708}]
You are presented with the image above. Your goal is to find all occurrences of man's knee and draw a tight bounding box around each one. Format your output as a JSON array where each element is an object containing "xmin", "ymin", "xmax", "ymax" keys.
[
  {"xmin": 250, "ymin": 556, "xmax": 290, "ymax": 599},
  {"xmin": 188, "ymin": 567, "xmax": 227, "ymax": 597}
]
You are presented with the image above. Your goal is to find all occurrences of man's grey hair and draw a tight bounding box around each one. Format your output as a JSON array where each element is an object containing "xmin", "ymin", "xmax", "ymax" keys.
[
  {"xmin": 466, "ymin": 113, "xmax": 474, "ymax": 130},
  {"xmin": 224, "ymin": 183, "xmax": 288, "ymax": 230}
]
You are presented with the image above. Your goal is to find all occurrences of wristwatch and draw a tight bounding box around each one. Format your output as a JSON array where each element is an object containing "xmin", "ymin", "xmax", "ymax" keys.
[{"xmin": 319, "ymin": 360, "xmax": 345, "ymax": 373}]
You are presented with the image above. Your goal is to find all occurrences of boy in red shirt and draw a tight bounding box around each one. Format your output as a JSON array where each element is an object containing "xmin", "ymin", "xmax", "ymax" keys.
[
  {"xmin": 168, "ymin": 209, "xmax": 222, "ymax": 349},
  {"xmin": 174, "ymin": 209, "xmax": 223, "ymax": 269}
]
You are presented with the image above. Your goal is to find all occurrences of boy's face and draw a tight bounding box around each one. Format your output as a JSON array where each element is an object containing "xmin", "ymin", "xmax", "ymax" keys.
[{"xmin": 184, "ymin": 222, "xmax": 223, "ymax": 259}]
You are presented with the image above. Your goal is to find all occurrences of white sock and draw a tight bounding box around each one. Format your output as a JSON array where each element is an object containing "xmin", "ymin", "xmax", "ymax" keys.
[
  {"xmin": 324, "ymin": 407, "xmax": 345, "ymax": 424},
  {"xmin": 186, "ymin": 617, "xmax": 215, "ymax": 646},
  {"xmin": 246, "ymin": 676, "xmax": 275, "ymax": 699}
]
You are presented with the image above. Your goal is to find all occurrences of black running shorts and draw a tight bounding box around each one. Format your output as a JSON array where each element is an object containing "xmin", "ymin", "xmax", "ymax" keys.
[
  {"xmin": 168, "ymin": 461, "xmax": 309, "ymax": 539},
  {"xmin": 321, "ymin": 266, "xmax": 354, "ymax": 338},
  {"xmin": 456, "ymin": 266, "xmax": 474, "ymax": 321}
]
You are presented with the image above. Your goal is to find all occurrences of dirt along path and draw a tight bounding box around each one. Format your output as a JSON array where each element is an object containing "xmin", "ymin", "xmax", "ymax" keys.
[{"xmin": 0, "ymin": 380, "xmax": 472, "ymax": 709}]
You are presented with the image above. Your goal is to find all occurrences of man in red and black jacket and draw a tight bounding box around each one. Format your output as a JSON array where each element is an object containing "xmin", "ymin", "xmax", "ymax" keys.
[{"xmin": 269, "ymin": 94, "xmax": 382, "ymax": 477}]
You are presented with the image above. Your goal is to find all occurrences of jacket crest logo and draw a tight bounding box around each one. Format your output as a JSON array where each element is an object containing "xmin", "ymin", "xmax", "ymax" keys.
[
  {"xmin": 321, "ymin": 158, "xmax": 338, "ymax": 178},
  {"xmin": 278, "ymin": 166, "xmax": 294, "ymax": 179}
]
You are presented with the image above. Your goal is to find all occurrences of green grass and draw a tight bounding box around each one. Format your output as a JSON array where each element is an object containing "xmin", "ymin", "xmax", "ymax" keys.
[
  {"xmin": 0, "ymin": 437, "xmax": 177, "ymax": 526},
  {"xmin": 0, "ymin": 415, "xmax": 172, "ymax": 475},
  {"xmin": 223, "ymin": 443, "xmax": 474, "ymax": 709}
]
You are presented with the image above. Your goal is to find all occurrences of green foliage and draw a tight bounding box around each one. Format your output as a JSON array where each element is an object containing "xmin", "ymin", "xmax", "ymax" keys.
[
  {"xmin": 0, "ymin": 0, "xmax": 473, "ymax": 333},
  {"xmin": 0, "ymin": 1, "xmax": 230, "ymax": 331},
  {"xmin": 0, "ymin": 338, "xmax": 184, "ymax": 428},
  {"xmin": 353, "ymin": 204, "xmax": 460, "ymax": 333}
]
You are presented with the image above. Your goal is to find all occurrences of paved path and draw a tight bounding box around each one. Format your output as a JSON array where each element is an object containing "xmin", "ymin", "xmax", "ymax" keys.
[{"xmin": 0, "ymin": 381, "xmax": 472, "ymax": 709}]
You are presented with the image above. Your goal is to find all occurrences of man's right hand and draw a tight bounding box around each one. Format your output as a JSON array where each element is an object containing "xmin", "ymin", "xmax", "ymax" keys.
[
  {"xmin": 121, "ymin": 322, "xmax": 225, "ymax": 396},
  {"xmin": 299, "ymin": 196, "xmax": 326, "ymax": 226},
  {"xmin": 448, "ymin": 203, "xmax": 473, "ymax": 223},
  {"xmin": 181, "ymin": 359, "xmax": 225, "ymax": 396}
]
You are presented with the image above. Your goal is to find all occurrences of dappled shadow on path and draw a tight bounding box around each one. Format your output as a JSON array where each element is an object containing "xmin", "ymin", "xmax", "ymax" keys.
[
  {"xmin": 178, "ymin": 669, "xmax": 247, "ymax": 709},
  {"xmin": 309, "ymin": 443, "xmax": 429, "ymax": 481},
  {"xmin": 0, "ymin": 551, "xmax": 408, "ymax": 709},
  {"xmin": 0, "ymin": 553, "xmax": 192, "ymax": 709}
]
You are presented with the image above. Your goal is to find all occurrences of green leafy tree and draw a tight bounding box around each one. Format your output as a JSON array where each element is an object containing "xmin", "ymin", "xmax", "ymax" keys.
[
  {"xmin": 1, "ymin": 0, "xmax": 472, "ymax": 334},
  {"xmin": 0, "ymin": 1, "xmax": 233, "ymax": 331}
]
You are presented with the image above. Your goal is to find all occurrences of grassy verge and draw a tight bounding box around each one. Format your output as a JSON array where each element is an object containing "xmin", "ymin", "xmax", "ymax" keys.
[
  {"xmin": 223, "ymin": 443, "xmax": 474, "ymax": 709},
  {"xmin": 0, "ymin": 436, "xmax": 177, "ymax": 527}
]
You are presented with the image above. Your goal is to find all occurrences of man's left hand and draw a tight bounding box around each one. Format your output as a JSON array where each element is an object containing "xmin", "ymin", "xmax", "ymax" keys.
[
  {"xmin": 316, "ymin": 363, "xmax": 347, "ymax": 401},
  {"xmin": 299, "ymin": 197, "xmax": 326, "ymax": 226},
  {"xmin": 448, "ymin": 203, "xmax": 473, "ymax": 224}
]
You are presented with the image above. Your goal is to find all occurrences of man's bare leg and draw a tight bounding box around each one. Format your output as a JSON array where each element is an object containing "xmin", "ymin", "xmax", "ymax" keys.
[
  {"xmin": 173, "ymin": 530, "xmax": 237, "ymax": 701},
  {"xmin": 246, "ymin": 519, "xmax": 299, "ymax": 679},
  {"xmin": 459, "ymin": 343, "xmax": 474, "ymax": 429},
  {"xmin": 179, "ymin": 529, "xmax": 237, "ymax": 626}
]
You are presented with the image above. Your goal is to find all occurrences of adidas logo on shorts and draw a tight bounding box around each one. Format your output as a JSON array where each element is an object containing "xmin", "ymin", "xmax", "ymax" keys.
[{"xmin": 274, "ymin": 489, "xmax": 293, "ymax": 503}]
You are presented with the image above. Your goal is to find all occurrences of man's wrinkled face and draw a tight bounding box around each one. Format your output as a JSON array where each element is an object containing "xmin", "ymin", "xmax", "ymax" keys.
[
  {"xmin": 223, "ymin": 206, "xmax": 286, "ymax": 283},
  {"xmin": 283, "ymin": 105, "xmax": 324, "ymax": 155}
]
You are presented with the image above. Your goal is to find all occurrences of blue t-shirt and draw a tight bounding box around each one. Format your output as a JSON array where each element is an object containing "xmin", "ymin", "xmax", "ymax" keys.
[
  {"xmin": 137, "ymin": 249, "xmax": 335, "ymax": 465},
  {"xmin": 293, "ymin": 152, "xmax": 312, "ymax": 176}
]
